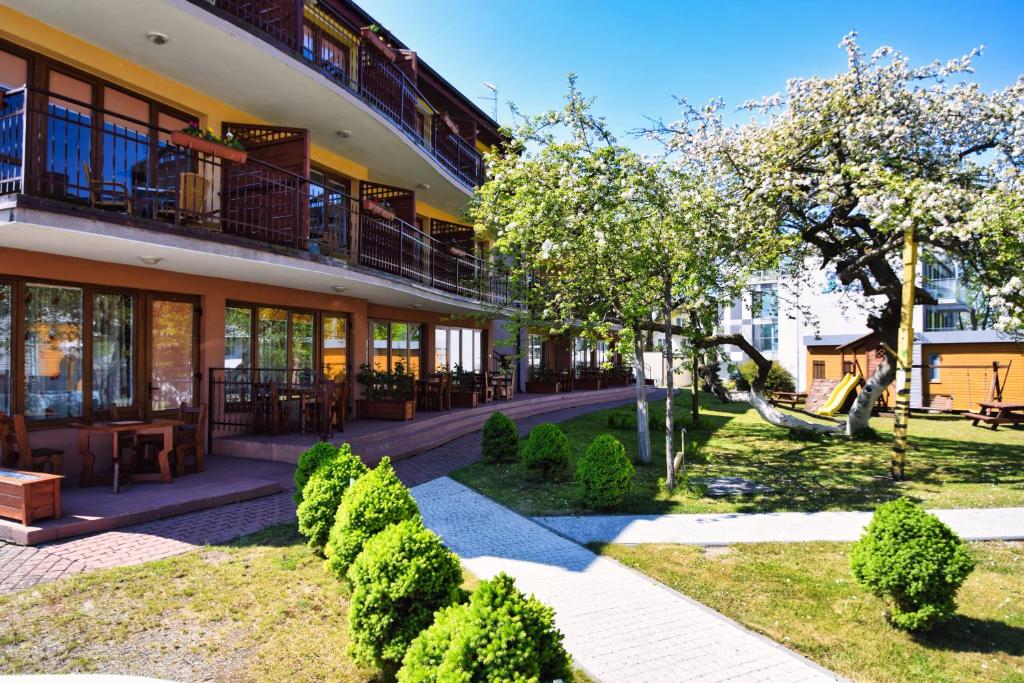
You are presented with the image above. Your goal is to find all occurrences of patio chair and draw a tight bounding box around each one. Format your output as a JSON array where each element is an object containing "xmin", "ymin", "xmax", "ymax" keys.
[
  {"xmin": 0, "ymin": 413, "xmax": 64, "ymax": 474},
  {"xmin": 157, "ymin": 172, "xmax": 214, "ymax": 228},
  {"xmin": 82, "ymin": 162, "xmax": 133, "ymax": 214},
  {"xmin": 495, "ymin": 369, "xmax": 515, "ymax": 402},
  {"xmin": 109, "ymin": 404, "xmax": 160, "ymax": 471},
  {"xmin": 173, "ymin": 403, "xmax": 207, "ymax": 476}
]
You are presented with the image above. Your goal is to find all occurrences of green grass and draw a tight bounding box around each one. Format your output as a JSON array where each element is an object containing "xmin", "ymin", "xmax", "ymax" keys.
[
  {"xmin": 450, "ymin": 390, "xmax": 1024, "ymax": 516},
  {"xmin": 594, "ymin": 541, "xmax": 1024, "ymax": 683},
  {"xmin": 0, "ymin": 524, "xmax": 590, "ymax": 681}
]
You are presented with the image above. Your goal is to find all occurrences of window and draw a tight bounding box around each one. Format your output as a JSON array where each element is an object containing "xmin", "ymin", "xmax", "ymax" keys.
[
  {"xmin": 435, "ymin": 327, "xmax": 483, "ymax": 373},
  {"xmin": 224, "ymin": 306, "xmax": 252, "ymax": 369},
  {"xmin": 225, "ymin": 303, "xmax": 328, "ymax": 384},
  {"xmin": 812, "ymin": 360, "xmax": 826, "ymax": 380},
  {"xmin": 928, "ymin": 353, "xmax": 941, "ymax": 382},
  {"xmin": 370, "ymin": 320, "xmax": 422, "ymax": 376},
  {"xmin": 527, "ymin": 334, "xmax": 545, "ymax": 370},
  {"xmin": 322, "ymin": 314, "xmax": 347, "ymax": 381},
  {"xmin": 91, "ymin": 292, "xmax": 134, "ymax": 411},
  {"xmin": 309, "ymin": 169, "xmax": 351, "ymax": 253},
  {"xmin": 751, "ymin": 283, "xmax": 778, "ymax": 319},
  {"xmin": 0, "ymin": 283, "xmax": 10, "ymax": 414},
  {"xmin": 0, "ymin": 48, "xmax": 27, "ymax": 90},
  {"xmin": 24, "ymin": 283, "xmax": 84, "ymax": 419},
  {"xmin": 754, "ymin": 322, "xmax": 778, "ymax": 353},
  {"xmin": 573, "ymin": 338, "xmax": 590, "ymax": 368},
  {"xmin": 595, "ymin": 340, "xmax": 609, "ymax": 366}
]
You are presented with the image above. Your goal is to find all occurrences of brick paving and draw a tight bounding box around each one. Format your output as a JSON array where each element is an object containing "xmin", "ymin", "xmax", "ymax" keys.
[
  {"xmin": 0, "ymin": 393, "xmax": 639, "ymax": 595},
  {"xmin": 414, "ymin": 477, "xmax": 843, "ymax": 683}
]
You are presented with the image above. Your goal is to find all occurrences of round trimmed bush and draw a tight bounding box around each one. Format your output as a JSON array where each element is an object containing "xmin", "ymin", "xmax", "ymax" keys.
[
  {"xmin": 521, "ymin": 423, "xmax": 570, "ymax": 480},
  {"xmin": 294, "ymin": 441, "xmax": 352, "ymax": 505},
  {"xmin": 576, "ymin": 434, "xmax": 634, "ymax": 510},
  {"xmin": 482, "ymin": 411, "xmax": 519, "ymax": 463},
  {"xmin": 347, "ymin": 519, "xmax": 463, "ymax": 672},
  {"xmin": 850, "ymin": 497, "xmax": 975, "ymax": 631},
  {"xmin": 324, "ymin": 456, "xmax": 420, "ymax": 580},
  {"xmin": 295, "ymin": 445, "xmax": 367, "ymax": 552},
  {"xmin": 736, "ymin": 360, "xmax": 795, "ymax": 393},
  {"xmin": 398, "ymin": 572, "xmax": 572, "ymax": 683}
]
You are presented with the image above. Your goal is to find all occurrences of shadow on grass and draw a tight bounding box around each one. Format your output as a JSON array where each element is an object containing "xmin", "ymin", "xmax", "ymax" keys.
[
  {"xmin": 226, "ymin": 522, "xmax": 301, "ymax": 549},
  {"xmin": 914, "ymin": 615, "xmax": 1024, "ymax": 656}
]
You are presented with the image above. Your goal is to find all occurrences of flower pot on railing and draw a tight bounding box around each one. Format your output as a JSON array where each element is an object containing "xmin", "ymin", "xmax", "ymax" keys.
[
  {"xmin": 362, "ymin": 198, "xmax": 396, "ymax": 221},
  {"xmin": 170, "ymin": 131, "xmax": 248, "ymax": 164},
  {"xmin": 360, "ymin": 27, "xmax": 397, "ymax": 62}
]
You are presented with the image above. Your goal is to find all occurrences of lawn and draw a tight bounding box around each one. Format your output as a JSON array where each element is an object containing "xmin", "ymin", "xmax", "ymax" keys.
[
  {"xmin": 595, "ymin": 541, "xmax": 1024, "ymax": 683},
  {"xmin": 451, "ymin": 390, "xmax": 1024, "ymax": 516}
]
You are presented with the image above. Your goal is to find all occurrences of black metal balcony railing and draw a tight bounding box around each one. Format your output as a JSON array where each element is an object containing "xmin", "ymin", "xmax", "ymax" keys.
[
  {"xmin": 0, "ymin": 87, "xmax": 508, "ymax": 306},
  {"xmin": 208, "ymin": 0, "xmax": 486, "ymax": 188}
]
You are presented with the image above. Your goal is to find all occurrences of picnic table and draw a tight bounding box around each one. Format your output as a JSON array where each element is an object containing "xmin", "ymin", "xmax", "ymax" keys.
[
  {"xmin": 74, "ymin": 419, "xmax": 183, "ymax": 493},
  {"xmin": 963, "ymin": 401, "xmax": 1024, "ymax": 430},
  {"xmin": 769, "ymin": 391, "xmax": 807, "ymax": 409}
]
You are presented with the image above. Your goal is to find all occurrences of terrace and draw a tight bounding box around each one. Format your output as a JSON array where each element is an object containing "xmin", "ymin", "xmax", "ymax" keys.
[{"xmin": 0, "ymin": 87, "xmax": 507, "ymax": 306}]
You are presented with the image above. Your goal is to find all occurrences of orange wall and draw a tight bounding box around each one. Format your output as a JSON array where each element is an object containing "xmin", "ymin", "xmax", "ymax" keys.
[
  {"xmin": 805, "ymin": 347, "xmax": 844, "ymax": 392},
  {"xmin": 923, "ymin": 343, "xmax": 1024, "ymax": 411}
]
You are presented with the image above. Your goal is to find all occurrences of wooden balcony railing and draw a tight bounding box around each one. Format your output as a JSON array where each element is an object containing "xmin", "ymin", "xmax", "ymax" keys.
[
  {"xmin": 0, "ymin": 87, "xmax": 507, "ymax": 305},
  {"xmin": 204, "ymin": 0, "xmax": 486, "ymax": 188}
]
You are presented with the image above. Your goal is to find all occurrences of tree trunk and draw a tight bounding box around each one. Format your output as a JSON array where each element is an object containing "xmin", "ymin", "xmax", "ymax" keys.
[
  {"xmin": 689, "ymin": 312, "xmax": 700, "ymax": 423},
  {"xmin": 663, "ymin": 288, "xmax": 676, "ymax": 490},
  {"xmin": 845, "ymin": 356, "xmax": 896, "ymax": 435},
  {"xmin": 632, "ymin": 324, "xmax": 652, "ymax": 465}
]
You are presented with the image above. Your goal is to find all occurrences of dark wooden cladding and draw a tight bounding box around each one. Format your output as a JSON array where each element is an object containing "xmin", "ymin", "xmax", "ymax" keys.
[{"xmin": 215, "ymin": 0, "xmax": 302, "ymax": 51}]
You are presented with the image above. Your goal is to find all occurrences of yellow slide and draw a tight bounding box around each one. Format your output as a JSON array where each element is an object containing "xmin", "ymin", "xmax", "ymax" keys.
[{"xmin": 816, "ymin": 373, "xmax": 862, "ymax": 417}]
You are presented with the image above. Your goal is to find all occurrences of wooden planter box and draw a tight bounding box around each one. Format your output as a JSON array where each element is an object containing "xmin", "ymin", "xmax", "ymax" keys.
[
  {"xmin": 605, "ymin": 377, "xmax": 630, "ymax": 387},
  {"xmin": 356, "ymin": 399, "xmax": 415, "ymax": 421},
  {"xmin": 525, "ymin": 381, "xmax": 560, "ymax": 394},
  {"xmin": 362, "ymin": 198, "xmax": 396, "ymax": 221},
  {"xmin": 170, "ymin": 131, "xmax": 248, "ymax": 164},
  {"xmin": 575, "ymin": 378, "xmax": 603, "ymax": 390},
  {"xmin": 0, "ymin": 469, "xmax": 62, "ymax": 526},
  {"xmin": 451, "ymin": 391, "xmax": 479, "ymax": 408},
  {"xmin": 361, "ymin": 27, "xmax": 397, "ymax": 62}
]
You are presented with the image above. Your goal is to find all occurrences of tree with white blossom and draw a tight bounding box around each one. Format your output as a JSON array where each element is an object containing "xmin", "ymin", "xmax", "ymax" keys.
[{"xmin": 653, "ymin": 32, "xmax": 1024, "ymax": 436}]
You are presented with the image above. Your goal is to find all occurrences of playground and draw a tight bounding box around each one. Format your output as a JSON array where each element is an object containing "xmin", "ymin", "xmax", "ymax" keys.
[{"xmin": 451, "ymin": 389, "xmax": 1024, "ymax": 517}]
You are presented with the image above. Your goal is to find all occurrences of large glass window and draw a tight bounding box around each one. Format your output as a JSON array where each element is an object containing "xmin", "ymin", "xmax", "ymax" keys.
[
  {"xmin": 370, "ymin": 320, "xmax": 422, "ymax": 376},
  {"xmin": 322, "ymin": 314, "xmax": 347, "ymax": 380},
  {"xmin": 751, "ymin": 283, "xmax": 779, "ymax": 319},
  {"xmin": 91, "ymin": 292, "xmax": 134, "ymax": 411},
  {"xmin": 257, "ymin": 307, "xmax": 288, "ymax": 370},
  {"xmin": 291, "ymin": 312, "xmax": 315, "ymax": 383},
  {"xmin": 573, "ymin": 337, "xmax": 590, "ymax": 368},
  {"xmin": 928, "ymin": 353, "xmax": 941, "ymax": 382},
  {"xmin": 47, "ymin": 71, "xmax": 93, "ymax": 201},
  {"xmin": 435, "ymin": 327, "xmax": 483, "ymax": 373},
  {"xmin": 527, "ymin": 334, "xmax": 545, "ymax": 370},
  {"xmin": 0, "ymin": 283, "xmax": 11, "ymax": 414},
  {"xmin": 24, "ymin": 283, "xmax": 83, "ymax": 420},
  {"xmin": 433, "ymin": 327, "xmax": 448, "ymax": 372},
  {"xmin": 754, "ymin": 322, "xmax": 778, "ymax": 353},
  {"xmin": 225, "ymin": 306, "xmax": 252, "ymax": 369},
  {"xmin": 226, "ymin": 303, "xmax": 324, "ymax": 383}
]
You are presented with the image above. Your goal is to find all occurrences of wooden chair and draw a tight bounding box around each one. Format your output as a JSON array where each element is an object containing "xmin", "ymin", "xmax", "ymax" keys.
[
  {"xmin": 0, "ymin": 413, "xmax": 64, "ymax": 474},
  {"xmin": 156, "ymin": 172, "xmax": 213, "ymax": 228},
  {"xmin": 108, "ymin": 404, "xmax": 154, "ymax": 471},
  {"xmin": 173, "ymin": 403, "xmax": 207, "ymax": 476},
  {"xmin": 82, "ymin": 162, "xmax": 133, "ymax": 214},
  {"xmin": 474, "ymin": 372, "xmax": 494, "ymax": 404},
  {"xmin": 495, "ymin": 369, "xmax": 515, "ymax": 402}
]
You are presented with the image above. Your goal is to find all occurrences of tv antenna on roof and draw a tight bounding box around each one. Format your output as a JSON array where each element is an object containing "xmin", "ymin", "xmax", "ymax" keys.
[{"xmin": 480, "ymin": 81, "xmax": 498, "ymax": 123}]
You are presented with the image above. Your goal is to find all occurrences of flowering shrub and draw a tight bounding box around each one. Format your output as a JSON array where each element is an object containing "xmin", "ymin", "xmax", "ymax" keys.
[
  {"xmin": 181, "ymin": 121, "xmax": 245, "ymax": 150},
  {"xmin": 851, "ymin": 498, "xmax": 975, "ymax": 631},
  {"xmin": 576, "ymin": 434, "xmax": 634, "ymax": 509},
  {"xmin": 521, "ymin": 423, "xmax": 570, "ymax": 480},
  {"xmin": 295, "ymin": 448, "xmax": 366, "ymax": 553},
  {"xmin": 347, "ymin": 519, "xmax": 463, "ymax": 672},
  {"xmin": 481, "ymin": 411, "xmax": 519, "ymax": 463},
  {"xmin": 397, "ymin": 572, "xmax": 571, "ymax": 683},
  {"xmin": 324, "ymin": 457, "xmax": 419, "ymax": 580}
]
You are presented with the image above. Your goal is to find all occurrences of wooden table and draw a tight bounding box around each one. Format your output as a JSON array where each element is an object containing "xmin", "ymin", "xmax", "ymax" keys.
[
  {"xmin": 964, "ymin": 402, "xmax": 1024, "ymax": 430},
  {"xmin": 0, "ymin": 468, "xmax": 63, "ymax": 525},
  {"xmin": 770, "ymin": 391, "xmax": 808, "ymax": 410},
  {"xmin": 74, "ymin": 419, "xmax": 183, "ymax": 493}
]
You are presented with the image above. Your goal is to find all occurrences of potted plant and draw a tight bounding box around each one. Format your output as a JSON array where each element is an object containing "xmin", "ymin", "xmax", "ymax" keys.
[
  {"xmin": 449, "ymin": 363, "xmax": 479, "ymax": 408},
  {"xmin": 170, "ymin": 122, "xmax": 247, "ymax": 164},
  {"xmin": 360, "ymin": 24, "xmax": 397, "ymax": 62},
  {"xmin": 355, "ymin": 362, "xmax": 416, "ymax": 420},
  {"xmin": 525, "ymin": 363, "xmax": 560, "ymax": 394}
]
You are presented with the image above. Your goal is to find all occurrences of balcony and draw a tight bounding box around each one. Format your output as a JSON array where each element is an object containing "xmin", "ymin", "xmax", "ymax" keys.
[
  {"xmin": 0, "ymin": 87, "xmax": 507, "ymax": 306},
  {"xmin": 211, "ymin": 0, "xmax": 485, "ymax": 188}
]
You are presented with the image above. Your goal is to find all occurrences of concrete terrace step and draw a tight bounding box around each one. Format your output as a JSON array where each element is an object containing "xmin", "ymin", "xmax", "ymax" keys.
[{"xmin": 215, "ymin": 386, "xmax": 640, "ymax": 466}]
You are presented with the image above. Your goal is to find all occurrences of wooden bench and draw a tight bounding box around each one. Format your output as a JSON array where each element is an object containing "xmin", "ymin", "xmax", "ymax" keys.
[
  {"xmin": 769, "ymin": 391, "xmax": 807, "ymax": 409},
  {"xmin": 964, "ymin": 401, "xmax": 1024, "ymax": 430}
]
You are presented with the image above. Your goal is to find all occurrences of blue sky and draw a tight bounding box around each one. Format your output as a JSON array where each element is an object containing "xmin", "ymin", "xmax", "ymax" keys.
[{"xmin": 366, "ymin": 0, "xmax": 1024, "ymax": 151}]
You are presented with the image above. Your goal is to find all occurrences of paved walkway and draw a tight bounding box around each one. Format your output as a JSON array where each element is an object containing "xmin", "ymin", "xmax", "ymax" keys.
[
  {"xmin": 413, "ymin": 477, "xmax": 841, "ymax": 683},
  {"xmin": 535, "ymin": 507, "xmax": 1024, "ymax": 546},
  {"xmin": 0, "ymin": 393, "xmax": 642, "ymax": 595}
]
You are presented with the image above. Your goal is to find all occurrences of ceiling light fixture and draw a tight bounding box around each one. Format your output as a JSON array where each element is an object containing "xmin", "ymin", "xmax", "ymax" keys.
[
  {"xmin": 336, "ymin": 129, "xmax": 353, "ymax": 138},
  {"xmin": 410, "ymin": 303, "xmax": 424, "ymax": 309},
  {"xmin": 416, "ymin": 183, "xmax": 430, "ymax": 190},
  {"xmin": 146, "ymin": 32, "xmax": 169, "ymax": 46},
  {"xmin": 139, "ymin": 256, "xmax": 163, "ymax": 265},
  {"xmin": 331, "ymin": 284, "xmax": 348, "ymax": 293}
]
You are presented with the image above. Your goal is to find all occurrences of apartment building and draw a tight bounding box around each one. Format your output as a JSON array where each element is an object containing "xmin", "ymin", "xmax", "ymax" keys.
[
  {"xmin": 719, "ymin": 260, "xmax": 1023, "ymax": 411},
  {"xmin": 0, "ymin": 0, "xmax": 514, "ymax": 468}
]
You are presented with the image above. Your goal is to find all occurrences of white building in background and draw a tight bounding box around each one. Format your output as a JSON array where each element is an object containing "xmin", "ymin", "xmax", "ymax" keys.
[{"xmin": 718, "ymin": 259, "xmax": 1024, "ymax": 411}]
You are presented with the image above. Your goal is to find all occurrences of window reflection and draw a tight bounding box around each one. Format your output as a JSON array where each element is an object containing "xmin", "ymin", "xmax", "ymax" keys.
[
  {"xmin": 92, "ymin": 292, "xmax": 134, "ymax": 411},
  {"xmin": 24, "ymin": 283, "xmax": 83, "ymax": 419}
]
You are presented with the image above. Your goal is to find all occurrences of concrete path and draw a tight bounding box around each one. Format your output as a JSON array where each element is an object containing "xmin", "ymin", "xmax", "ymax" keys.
[
  {"xmin": 414, "ymin": 477, "xmax": 842, "ymax": 683},
  {"xmin": 535, "ymin": 507, "xmax": 1024, "ymax": 546}
]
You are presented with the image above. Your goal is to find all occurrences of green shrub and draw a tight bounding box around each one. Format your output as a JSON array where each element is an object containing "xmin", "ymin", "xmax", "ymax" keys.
[
  {"xmin": 736, "ymin": 360, "xmax": 795, "ymax": 392},
  {"xmin": 324, "ymin": 457, "xmax": 420, "ymax": 580},
  {"xmin": 294, "ymin": 441, "xmax": 353, "ymax": 505},
  {"xmin": 482, "ymin": 411, "xmax": 519, "ymax": 463},
  {"xmin": 521, "ymin": 423, "xmax": 570, "ymax": 480},
  {"xmin": 347, "ymin": 519, "xmax": 463, "ymax": 672},
  {"xmin": 576, "ymin": 434, "xmax": 634, "ymax": 509},
  {"xmin": 398, "ymin": 572, "xmax": 571, "ymax": 683},
  {"xmin": 850, "ymin": 498, "xmax": 975, "ymax": 631},
  {"xmin": 295, "ymin": 445, "xmax": 367, "ymax": 552},
  {"xmin": 607, "ymin": 408, "xmax": 686, "ymax": 433}
]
